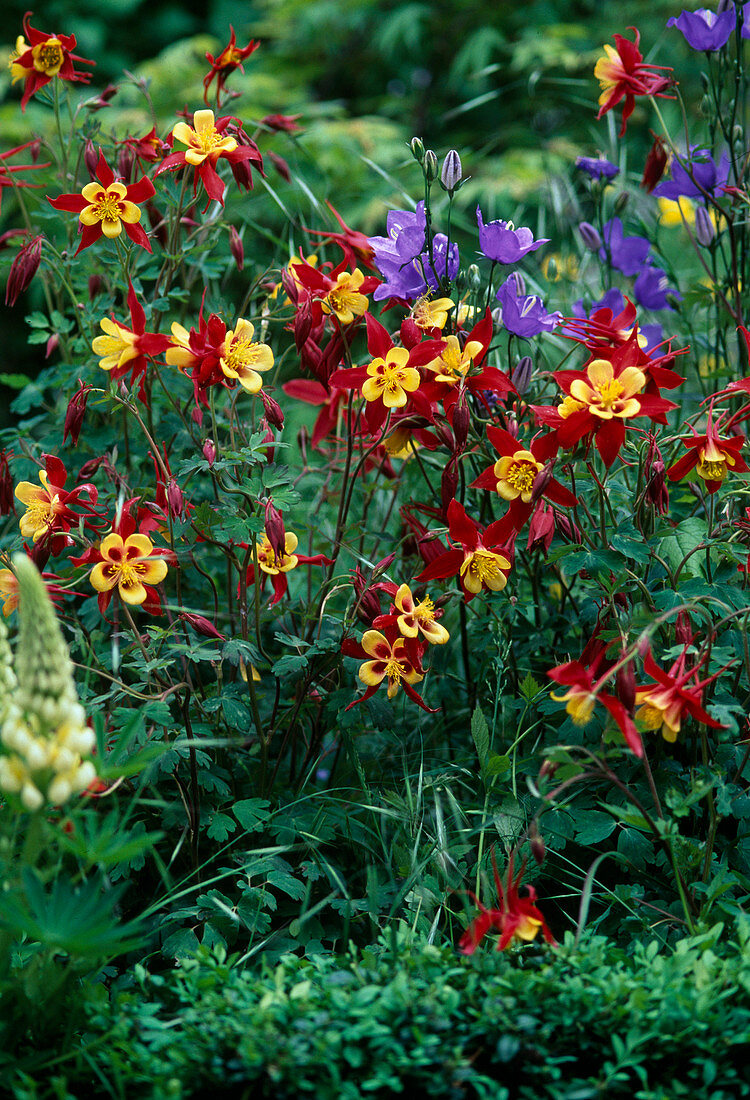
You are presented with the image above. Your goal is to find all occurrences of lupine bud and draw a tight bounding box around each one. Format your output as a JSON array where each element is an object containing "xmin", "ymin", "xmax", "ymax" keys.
[
  {"xmin": 166, "ymin": 478, "xmax": 185, "ymax": 519},
  {"xmin": 5, "ymin": 235, "xmax": 43, "ymax": 307},
  {"xmin": 179, "ymin": 611, "xmax": 225, "ymax": 640},
  {"xmin": 230, "ymin": 225, "xmax": 244, "ymax": 271},
  {"xmin": 695, "ymin": 205, "xmax": 715, "ymax": 247},
  {"xmin": 440, "ymin": 149, "xmax": 463, "ymax": 194},
  {"xmin": 63, "ymin": 380, "xmax": 91, "ymax": 446},
  {"xmin": 88, "ymin": 274, "xmax": 102, "ymax": 300},
  {"xmin": 511, "ymin": 355, "xmax": 533, "ymax": 394},
  {"xmin": 260, "ymin": 389, "xmax": 284, "ymax": 430},
  {"xmin": 0, "ymin": 452, "xmax": 14, "ymax": 516},
  {"xmin": 264, "ymin": 499, "xmax": 286, "ymax": 560},
  {"xmin": 424, "ymin": 150, "xmax": 439, "ymax": 181},
  {"xmin": 84, "ymin": 139, "xmax": 99, "ymax": 179},
  {"xmin": 578, "ymin": 221, "xmax": 602, "ymax": 251},
  {"xmin": 202, "ymin": 439, "xmax": 216, "ymax": 466},
  {"xmin": 410, "ymin": 136, "xmax": 426, "ymax": 163},
  {"xmin": 452, "ymin": 393, "xmax": 470, "ymax": 452},
  {"xmin": 616, "ymin": 654, "xmax": 636, "ymax": 712}
]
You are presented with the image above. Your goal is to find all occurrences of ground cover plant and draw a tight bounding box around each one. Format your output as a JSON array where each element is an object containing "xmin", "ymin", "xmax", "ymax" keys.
[{"xmin": 1, "ymin": 3, "xmax": 750, "ymax": 1096}]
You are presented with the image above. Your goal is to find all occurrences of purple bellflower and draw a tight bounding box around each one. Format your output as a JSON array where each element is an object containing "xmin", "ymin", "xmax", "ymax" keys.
[
  {"xmin": 667, "ymin": 9, "xmax": 735, "ymax": 51},
  {"xmin": 369, "ymin": 201, "xmax": 459, "ymax": 302},
  {"xmin": 477, "ymin": 206, "xmax": 549, "ymax": 264},
  {"xmin": 575, "ymin": 156, "xmax": 620, "ymax": 181},
  {"xmin": 599, "ymin": 217, "xmax": 651, "ymax": 277},
  {"xmin": 653, "ymin": 148, "xmax": 730, "ymax": 200},
  {"xmin": 495, "ymin": 273, "xmax": 562, "ymax": 338},
  {"xmin": 634, "ymin": 265, "xmax": 680, "ymax": 311}
]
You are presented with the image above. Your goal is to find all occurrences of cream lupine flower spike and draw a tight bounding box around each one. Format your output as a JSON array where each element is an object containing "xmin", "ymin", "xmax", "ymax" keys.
[{"xmin": 0, "ymin": 555, "xmax": 96, "ymax": 810}]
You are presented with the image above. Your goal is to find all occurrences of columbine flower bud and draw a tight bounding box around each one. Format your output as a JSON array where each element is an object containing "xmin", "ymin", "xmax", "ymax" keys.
[
  {"xmin": 45, "ymin": 333, "xmax": 59, "ymax": 360},
  {"xmin": 452, "ymin": 392, "xmax": 470, "ymax": 452},
  {"xmin": 166, "ymin": 478, "xmax": 185, "ymax": 519},
  {"xmin": 410, "ymin": 137, "xmax": 426, "ymax": 164},
  {"xmin": 530, "ymin": 463, "xmax": 554, "ymax": 505},
  {"xmin": 578, "ymin": 221, "xmax": 602, "ymax": 251},
  {"xmin": 616, "ymin": 654, "xmax": 636, "ymax": 712},
  {"xmin": 440, "ymin": 149, "xmax": 463, "ymax": 194},
  {"xmin": 526, "ymin": 503, "xmax": 555, "ymax": 554},
  {"xmin": 424, "ymin": 150, "xmax": 439, "ymax": 182},
  {"xmin": 695, "ymin": 205, "xmax": 715, "ymax": 247},
  {"xmin": 511, "ymin": 355, "xmax": 533, "ymax": 394},
  {"xmin": 88, "ymin": 274, "xmax": 102, "ymax": 300},
  {"xmin": 530, "ymin": 822, "xmax": 546, "ymax": 867},
  {"xmin": 230, "ymin": 225, "xmax": 244, "ymax": 271},
  {"xmin": 5, "ymin": 235, "xmax": 43, "ymax": 307},
  {"xmin": 202, "ymin": 439, "xmax": 216, "ymax": 466},
  {"xmin": 264, "ymin": 499, "xmax": 286, "ymax": 560},
  {"xmin": 674, "ymin": 611, "xmax": 694, "ymax": 647},
  {"xmin": 179, "ymin": 612, "xmax": 226, "ymax": 640},
  {"xmin": 0, "ymin": 452, "xmax": 14, "ymax": 516},
  {"xmin": 555, "ymin": 512, "xmax": 582, "ymax": 544},
  {"xmin": 84, "ymin": 138, "xmax": 99, "ymax": 179},
  {"xmin": 117, "ymin": 146, "xmax": 135, "ymax": 183},
  {"xmin": 63, "ymin": 379, "xmax": 91, "ymax": 446},
  {"xmin": 441, "ymin": 460, "xmax": 459, "ymax": 517},
  {"xmin": 260, "ymin": 389, "xmax": 284, "ymax": 430},
  {"xmin": 351, "ymin": 565, "xmax": 382, "ymax": 625},
  {"xmin": 641, "ymin": 133, "xmax": 669, "ymax": 192}
]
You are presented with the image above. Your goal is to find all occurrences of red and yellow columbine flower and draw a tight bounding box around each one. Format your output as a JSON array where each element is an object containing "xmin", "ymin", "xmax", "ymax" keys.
[
  {"xmin": 421, "ymin": 309, "xmax": 515, "ymax": 422},
  {"xmin": 320, "ymin": 268, "xmax": 370, "ymax": 325},
  {"xmin": 533, "ymin": 331, "xmax": 678, "ymax": 468},
  {"xmin": 342, "ymin": 622, "xmax": 436, "ymax": 712},
  {"xmin": 391, "ymin": 582, "xmax": 449, "ymax": 644},
  {"xmin": 667, "ymin": 411, "xmax": 748, "ymax": 494},
  {"xmin": 15, "ymin": 455, "xmax": 99, "ymax": 552},
  {"xmin": 48, "ymin": 151, "xmax": 154, "ymax": 254},
  {"xmin": 547, "ymin": 657, "xmax": 643, "ymax": 757},
  {"xmin": 202, "ymin": 26, "xmax": 260, "ymax": 106},
  {"xmin": 417, "ymin": 499, "xmax": 514, "ymax": 602},
  {"xmin": 92, "ymin": 280, "xmax": 170, "ymax": 400},
  {"xmin": 155, "ymin": 109, "xmax": 263, "ymax": 208},
  {"xmin": 220, "ymin": 320, "xmax": 274, "ymax": 393},
  {"xmin": 634, "ymin": 647, "xmax": 728, "ymax": 743},
  {"xmin": 247, "ymin": 527, "xmax": 332, "ymax": 607},
  {"xmin": 362, "ymin": 347, "xmax": 420, "ymax": 408},
  {"xmin": 460, "ymin": 849, "xmax": 556, "ymax": 954},
  {"xmin": 0, "ymin": 569, "xmax": 18, "ymax": 616},
  {"xmin": 594, "ymin": 27, "xmax": 672, "ymax": 136},
  {"xmin": 90, "ymin": 532, "xmax": 168, "ymax": 608},
  {"xmin": 10, "ymin": 13, "xmax": 94, "ymax": 111}
]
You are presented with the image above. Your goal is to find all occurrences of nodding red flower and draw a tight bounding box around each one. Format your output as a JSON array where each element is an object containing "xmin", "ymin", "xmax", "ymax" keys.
[
  {"xmin": 594, "ymin": 27, "xmax": 672, "ymax": 136},
  {"xmin": 471, "ymin": 426, "xmax": 576, "ymax": 526},
  {"xmin": 532, "ymin": 330, "xmax": 679, "ymax": 468},
  {"xmin": 14, "ymin": 454, "xmax": 100, "ymax": 556},
  {"xmin": 48, "ymin": 150, "xmax": 155, "ymax": 254},
  {"xmin": 303, "ymin": 202, "xmax": 377, "ymax": 271},
  {"xmin": 120, "ymin": 127, "xmax": 170, "ymax": 170},
  {"xmin": 547, "ymin": 654, "xmax": 643, "ymax": 757},
  {"xmin": 0, "ymin": 452, "xmax": 15, "ymax": 515},
  {"xmin": 635, "ymin": 646, "xmax": 729, "ymax": 742},
  {"xmin": 459, "ymin": 848, "xmax": 556, "ymax": 954},
  {"xmin": 341, "ymin": 621, "xmax": 437, "ymax": 712},
  {"xmin": 416, "ymin": 499, "xmax": 514, "ymax": 603},
  {"xmin": 155, "ymin": 109, "xmax": 263, "ymax": 209},
  {"xmin": 0, "ymin": 140, "xmax": 51, "ymax": 213},
  {"xmin": 641, "ymin": 132, "xmax": 669, "ymax": 192},
  {"xmin": 5, "ymin": 234, "xmax": 43, "ymax": 307},
  {"xmin": 91, "ymin": 280, "xmax": 171, "ymax": 400},
  {"xmin": 203, "ymin": 27, "xmax": 260, "ymax": 106},
  {"xmin": 10, "ymin": 12, "xmax": 94, "ymax": 111},
  {"xmin": 667, "ymin": 410, "xmax": 748, "ymax": 493},
  {"xmin": 63, "ymin": 379, "xmax": 92, "ymax": 446}
]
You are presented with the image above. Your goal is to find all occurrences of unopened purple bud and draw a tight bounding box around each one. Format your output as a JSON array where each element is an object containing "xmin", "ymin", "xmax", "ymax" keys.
[
  {"xmin": 578, "ymin": 221, "xmax": 603, "ymax": 251},
  {"xmin": 440, "ymin": 149, "xmax": 463, "ymax": 194},
  {"xmin": 695, "ymin": 205, "xmax": 715, "ymax": 247},
  {"xmin": 511, "ymin": 355, "xmax": 533, "ymax": 394}
]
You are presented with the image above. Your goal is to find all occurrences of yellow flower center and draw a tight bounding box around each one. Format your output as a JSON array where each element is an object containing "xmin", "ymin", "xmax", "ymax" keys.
[
  {"xmin": 567, "ymin": 692, "xmax": 596, "ymax": 726},
  {"xmin": 414, "ymin": 596, "xmax": 435, "ymax": 622},
  {"xmin": 696, "ymin": 457, "xmax": 727, "ymax": 482},
  {"xmin": 505, "ymin": 460, "xmax": 537, "ymax": 495},
  {"xmin": 636, "ymin": 702, "xmax": 665, "ymax": 730},
  {"xmin": 110, "ymin": 561, "xmax": 148, "ymax": 590},
  {"xmin": 226, "ymin": 335, "xmax": 264, "ymax": 372},
  {"xmin": 33, "ymin": 40, "xmax": 63, "ymax": 75},
  {"xmin": 22, "ymin": 497, "xmax": 54, "ymax": 535},
  {"xmin": 465, "ymin": 550, "xmax": 504, "ymax": 585},
  {"xmin": 92, "ymin": 190, "xmax": 124, "ymax": 225},
  {"xmin": 384, "ymin": 656, "xmax": 405, "ymax": 685},
  {"xmin": 594, "ymin": 377, "xmax": 624, "ymax": 408}
]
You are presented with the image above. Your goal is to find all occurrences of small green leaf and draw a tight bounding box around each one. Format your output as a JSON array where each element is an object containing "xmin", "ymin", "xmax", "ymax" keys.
[{"xmin": 471, "ymin": 704, "xmax": 490, "ymax": 766}]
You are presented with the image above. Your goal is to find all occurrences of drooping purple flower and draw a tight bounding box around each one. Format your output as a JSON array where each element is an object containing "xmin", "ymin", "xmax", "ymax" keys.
[
  {"xmin": 495, "ymin": 273, "xmax": 562, "ymax": 338},
  {"xmin": 477, "ymin": 206, "xmax": 549, "ymax": 264},
  {"xmin": 634, "ymin": 265, "xmax": 680, "ymax": 311},
  {"xmin": 575, "ymin": 156, "xmax": 620, "ymax": 181},
  {"xmin": 653, "ymin": 148, "xmax": 731, "ymax": 200},
  {"xmin": 369, "ymin": 201, "xmax": 458, "ymax": 301},
  {"xmin": 598, "ymin": 217, "xmax": 651, "ymax": 277},
  {"xmin": 667, "ymin": 9, "xmax": 735, "ymax": 51}
]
